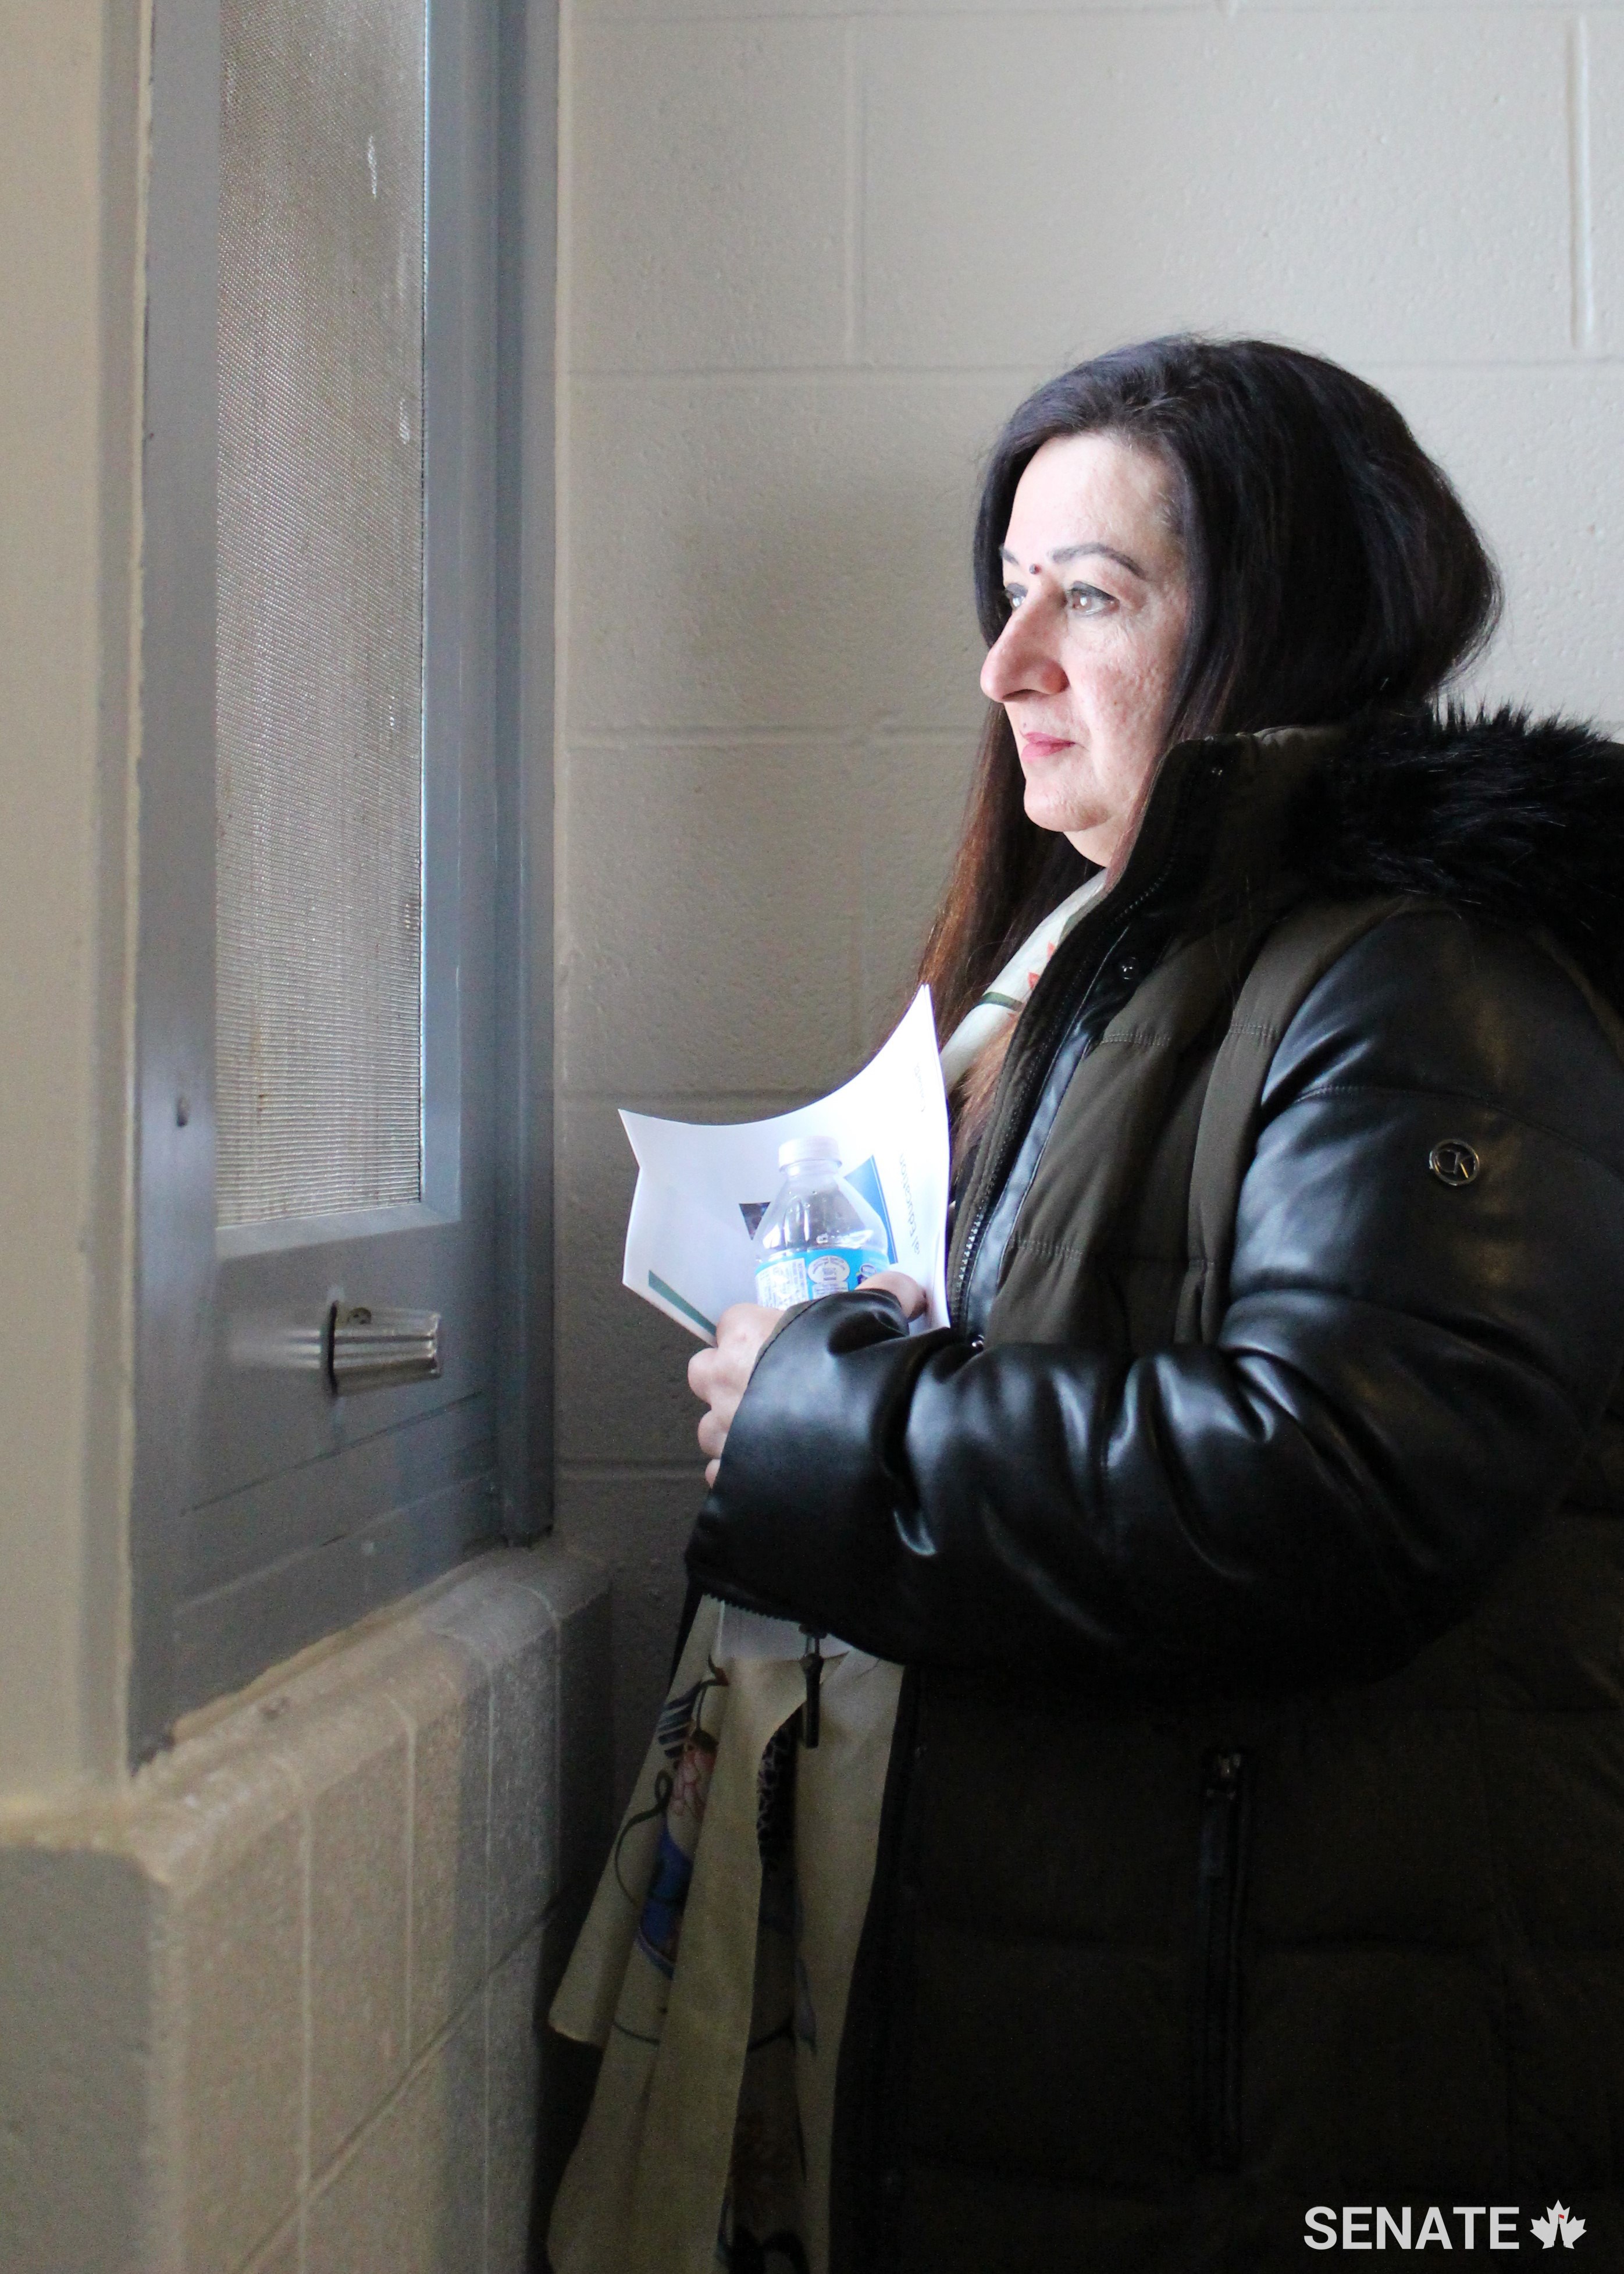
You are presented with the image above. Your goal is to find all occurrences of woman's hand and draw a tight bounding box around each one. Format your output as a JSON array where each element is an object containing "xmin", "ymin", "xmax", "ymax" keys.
[{"xmin": 688, "ymin": 1271, "xmax": 926, "ymax": 1486}]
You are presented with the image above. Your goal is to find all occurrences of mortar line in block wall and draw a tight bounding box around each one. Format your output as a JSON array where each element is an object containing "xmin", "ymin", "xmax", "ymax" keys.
[
  {"xmin": 395, "ymin": 1696, "xmax": 418, "ymax": 2064},
  {"xmin": 563, "ymin": 1081, "xmax": 829, "ymax": 1101},
  {"xmin": 550, "ymin": 1579, "xmax": 567, "ymax": 2032},
  {"xmin": 848, "ymin": 757, "xmax": 867, "ymax": 1062},
  {"xmin": 562, "ymin": 354, "xmax": 1624, "ymax": 384},
  {"xmin": 563, "ymin": 361, "xmax": 1042, "ymax": 384},
  {"xmin": 482, "ymin": 1624, "xmax": 497, "ymax": 1991},
  {"xmin": 481, "ymin": 1949, "xmax": 492, "ymax": 2274},
  {"xmin": 145, "ymin": 1880, "xmax": 188, "ymax": 2265},
  {"xmin": 564, "ymin": 726, "xmax": 947, "ymax": 749},
  {"xmin": 490, "ymin": 1911, "xmax": 557, "ymax": 1977},
  {"xmin": 555, "ymin": 2, "xmax": 579, "ymax": 752},
  {"xmin": 843, "ymin": 18, "xmax": 863, "ymax": 365},
  {"xmin": 558, "ymin": 1459, "xmax": 713, "ymax": 1482},
  {"xmin": 296, "ymin": 1795, "xmax": 314, "ymax": 2266},
  {"xmin": 568, "ymin": 3, "xmax": 1229, "ymax": 23},
  {"xmin": 1571, "ymin": 13, "xmax": 1598, "ymax": 352},
  {"xmin": 298, "ymin": 1976, "xmax": 497, "ymax": 2216}
]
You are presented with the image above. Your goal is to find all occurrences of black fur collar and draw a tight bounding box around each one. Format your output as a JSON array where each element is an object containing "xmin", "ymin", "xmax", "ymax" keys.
[{"xmin": 1288, "ymin": 706, "xmax": 1624, "ymax": 1010}]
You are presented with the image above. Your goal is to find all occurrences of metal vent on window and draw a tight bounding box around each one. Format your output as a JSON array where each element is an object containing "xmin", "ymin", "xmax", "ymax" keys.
[{"xmin": 216, "ymin": 0, "xmax": 428, "ymax": 1228}]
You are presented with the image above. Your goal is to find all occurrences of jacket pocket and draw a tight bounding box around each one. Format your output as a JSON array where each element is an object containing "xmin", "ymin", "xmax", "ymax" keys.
[{"xmin": 1194, "ymin": 1747, "xmax": 1252, "ymax": 2170}]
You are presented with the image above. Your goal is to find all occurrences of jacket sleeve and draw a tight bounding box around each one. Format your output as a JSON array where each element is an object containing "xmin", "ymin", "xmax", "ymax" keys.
[{"xmin": 685, "ymin": 912, "xmax": 1624, "ymax": 1695}]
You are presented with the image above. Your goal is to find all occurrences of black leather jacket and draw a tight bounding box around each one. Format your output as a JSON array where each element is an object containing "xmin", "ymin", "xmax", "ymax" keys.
[
  {"xmin": 682, "ymin": 712, "xmax": 1624, "ymax": 2264},
  {"xmin": 688, "ymin": 716, "xmax": 1624, "ymax": 1702}
]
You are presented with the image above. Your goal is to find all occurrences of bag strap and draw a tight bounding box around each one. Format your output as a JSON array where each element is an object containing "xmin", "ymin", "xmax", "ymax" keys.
[{"xmin": 1181, "ymin": 894, "xmax": 1418, "ymax": 1344}]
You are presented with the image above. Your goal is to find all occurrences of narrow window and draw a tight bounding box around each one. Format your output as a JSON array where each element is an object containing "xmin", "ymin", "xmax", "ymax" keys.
[
  {"xmin": 216, "ymin": 0, "xmax": 428, "ymax": 1227},
  {"xmin": 133, "ymin": 0, "xmax": 532, "ymax": 1752}
]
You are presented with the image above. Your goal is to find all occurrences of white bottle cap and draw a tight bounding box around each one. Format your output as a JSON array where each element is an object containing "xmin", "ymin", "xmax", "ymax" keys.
[{"xmin": 778, "ymin": 1133, "xmax": 841, "ymax": 1173}]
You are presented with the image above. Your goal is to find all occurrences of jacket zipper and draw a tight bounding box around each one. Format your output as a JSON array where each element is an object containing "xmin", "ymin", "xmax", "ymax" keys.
[
  {"xmin": 946, "ymin": 761, "xmax": 1209, "ymax": 1328},
  {"xmin": 1195, "ymin": 1746, "xmax": 1251, "ymax": 2171}
]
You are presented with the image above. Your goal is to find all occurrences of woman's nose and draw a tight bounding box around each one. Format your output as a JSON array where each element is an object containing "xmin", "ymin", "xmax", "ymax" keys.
[{"xmin": 980, "ymin": 594, "xmax": 1068, "ymax": 703}]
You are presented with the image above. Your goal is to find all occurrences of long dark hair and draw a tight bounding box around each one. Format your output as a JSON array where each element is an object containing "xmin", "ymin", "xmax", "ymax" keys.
[{"xmin": 919, "ymin": 335, "xmax": 1502, "ymax": 1041}]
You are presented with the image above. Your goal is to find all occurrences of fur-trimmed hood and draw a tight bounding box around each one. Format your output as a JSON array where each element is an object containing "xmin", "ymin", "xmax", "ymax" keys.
[{"xmin": 1288, "ymin": 706, "xmax": 1624, "ymax": 1013}]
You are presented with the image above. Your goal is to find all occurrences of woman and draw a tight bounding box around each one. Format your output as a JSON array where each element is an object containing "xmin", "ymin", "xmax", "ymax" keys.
[{"xmin": 683, "ymin": 337, "xmax": 1624, "ymax": 2268}]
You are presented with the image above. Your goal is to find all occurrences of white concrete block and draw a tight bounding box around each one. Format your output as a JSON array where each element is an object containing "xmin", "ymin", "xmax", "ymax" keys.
[
  {"xmin": 557, "ymin": 728, "xmax": 980, "ymax": 1096},
  {"xmin": 507, "ymin": 1543, "xmax": 612, "ymax": 1631},
  {"xmin": 447, "ymin": 1549, "xmax": 615, "ymax": 1908},
  {"xmin": 304, "ymin": 2001, "xmax": 484, "ymax": 2274},
  {"xmin": 240, "ymin": 2218, "xmax": 300, "ymax": 2274},
  {"xmin": 859, "ymin": 13, "xmax": 1571, "ymax": 371},
  {"xmin": 281, "ymin": 1695, "xmax": 411, "ymax": 2179},
  {"xmin": 1377, "ymin": 365, "xmax": 1624, "ymax": 728},
  {"xmin": 0, "ymin": 1849, "xmax": 155, "ymax": 2274},
  {"xmin": 421, "ymin": 1578, "xmax": 559, "ymax": 1960},
  {"xmin": 125, "ymin": 1752, "xmax": 305, "ymax": 2274},
  {"xmin": 558, "ymin": 734, "xmax": 867, "ymax": 1094},
  {"xmin": 560, "ymin": 373, "xmax": 1002, "ymax": 736},
  {"xmin": 553, "ymin": 1470, "xmax": 704, "ymax": 1811},
  {"xmin": 379, "ymin": 1637, "xmax": 491, "ymax": 2061},
  {"xmin": 858, "ymin": 731, "xmax": 981, "ymax": 1050},
  {"xmin": 1590, "ymin": 16, "xmax": 1624, "ymax": 356},
  {"xmin": 485, "ymin": 1928, "xmax": 543, "ymax": 2274},
  {"xmin": 0, "ymin": 1556, "xmax": 588, "ymax": 2274},
  {"xmin": 550, "ymin": 1575, "xmax": 617, "ymax": 1903},
  {"xmin": 567, "ymin": 20, "xmax": 847, "ymax": 371},
  {"xmin": 487, "ymin": 1618, "xmax": 561, "ymax": 1960}
]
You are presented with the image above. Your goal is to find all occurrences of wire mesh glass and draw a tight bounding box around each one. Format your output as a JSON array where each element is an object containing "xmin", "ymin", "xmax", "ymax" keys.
[{"xmin": 216, "ymin": 0, "xmax": 427, "ymax": 1227}]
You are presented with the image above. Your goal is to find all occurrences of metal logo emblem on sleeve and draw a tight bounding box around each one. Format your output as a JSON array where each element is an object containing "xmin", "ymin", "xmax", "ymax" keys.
[{"xmin": 1429, "ymin": 1139, "xmax": 1480, "ymax": 1188}]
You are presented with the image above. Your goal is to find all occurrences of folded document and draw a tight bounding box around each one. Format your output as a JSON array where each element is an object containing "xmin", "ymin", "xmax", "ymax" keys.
[{"xmin": 619, "ymin": 984, "xmax": 951, "ymax": 1342}]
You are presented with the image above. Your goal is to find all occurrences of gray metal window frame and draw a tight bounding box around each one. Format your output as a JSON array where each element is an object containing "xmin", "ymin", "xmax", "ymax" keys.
[{"xmin": 131, "ymin": 0, "xmax": 553, "ymax": 1760}]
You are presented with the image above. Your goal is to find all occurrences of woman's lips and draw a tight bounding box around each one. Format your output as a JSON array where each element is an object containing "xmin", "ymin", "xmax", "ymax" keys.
[{"xmin": 1020, "ymin": 733, "xmax": 1075, "ymax": 759}]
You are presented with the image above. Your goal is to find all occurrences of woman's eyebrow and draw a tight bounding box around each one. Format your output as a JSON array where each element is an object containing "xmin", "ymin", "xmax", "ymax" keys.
[{"xmin": 999, "ymin": 540, "xmax": 1149, "ymax": 578}]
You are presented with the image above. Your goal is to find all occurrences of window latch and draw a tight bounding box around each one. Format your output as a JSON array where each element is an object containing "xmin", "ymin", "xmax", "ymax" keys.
[{"xmin": 326, "ymin": 1303, "xmax": 441, "ymax": 1396}]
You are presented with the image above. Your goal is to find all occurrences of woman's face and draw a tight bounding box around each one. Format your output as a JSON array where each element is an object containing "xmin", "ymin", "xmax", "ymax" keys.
[{"xmin": 981, "ymin": 432, "xmax": 1190, "ymax": 868}]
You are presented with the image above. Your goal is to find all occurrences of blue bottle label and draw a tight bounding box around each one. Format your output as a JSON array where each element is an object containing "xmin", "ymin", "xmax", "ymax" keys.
[{"xmin": 754, "ymin": 1243, "xmax": 882, "ymax": 1308}]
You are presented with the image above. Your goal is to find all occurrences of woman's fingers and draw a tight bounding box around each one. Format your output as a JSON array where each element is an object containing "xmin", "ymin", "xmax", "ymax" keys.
[
  {"xmin": 688, "ymin": 1302, "xmax": 785, "ymax": 1472},
  {"xmin": 686, "ymin": 1282, "xmax": 922, "ymax": 1484},
  {"xmin": 717, "ymin": 1300, "xmax": 783, "ymax": 1362},
  {"xmin": 866, "ymin": 1268, "xmax": 927, "ymax": 1319}
]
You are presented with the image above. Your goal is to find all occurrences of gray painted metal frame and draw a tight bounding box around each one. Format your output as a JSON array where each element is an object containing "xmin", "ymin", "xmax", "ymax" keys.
[
  {"xmin": 131, "ymin": 0, "xmax": 549, "ymax": 1760},
  {"xmin": 131, "ymin": 0, "xmax": 220, "ymax": 1756},
  {"xmin": 494, "ymin": 0, "xmax": 557, "ymax": 1543}
]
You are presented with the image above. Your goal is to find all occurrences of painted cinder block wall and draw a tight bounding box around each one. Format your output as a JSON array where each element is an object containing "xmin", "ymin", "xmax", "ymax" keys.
[
  {"xmin": 553, "ymin": 0, "xmax": 1624, "ymax": 1801},
  {"xmin": 0, "ymin": 1547, "xmax": 613, "ymax": 2274}
]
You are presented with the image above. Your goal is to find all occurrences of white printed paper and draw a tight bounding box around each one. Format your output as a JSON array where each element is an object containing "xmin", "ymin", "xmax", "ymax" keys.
[{"xmin": 619, "ymin": 984, "xmax": 951, "ymax": 1343}]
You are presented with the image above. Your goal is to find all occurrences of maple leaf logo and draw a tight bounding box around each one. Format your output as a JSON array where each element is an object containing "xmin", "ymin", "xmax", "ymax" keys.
[{"xmin": 1531, "ymin": 2201, "xmax": 1586, "ymax": 2248}]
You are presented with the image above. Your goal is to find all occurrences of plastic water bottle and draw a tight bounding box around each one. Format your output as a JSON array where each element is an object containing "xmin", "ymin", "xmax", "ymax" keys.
[
  {"xmin": 751, "ymin": 1133, "xmax": 888, "ymax": 1746},
  {"xmin": 752, "ymin": 1136, "xmax": 889, "ymax": 1308}
]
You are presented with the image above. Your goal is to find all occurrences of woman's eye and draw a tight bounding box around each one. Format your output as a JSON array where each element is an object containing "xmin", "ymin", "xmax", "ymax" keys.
[
  {"xmin": 1003, "ymin": 585, "xmax": 1026, "ymax": 612},
  {"xmin": 1067, "ymin": 583, "xmax": 1114, "ymax": 616}
]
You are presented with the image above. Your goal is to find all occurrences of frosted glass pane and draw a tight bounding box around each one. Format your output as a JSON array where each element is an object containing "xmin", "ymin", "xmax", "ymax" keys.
[{"xmin": 216, "ymin": 0, "xmax": 426, "ymax": 1228}]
